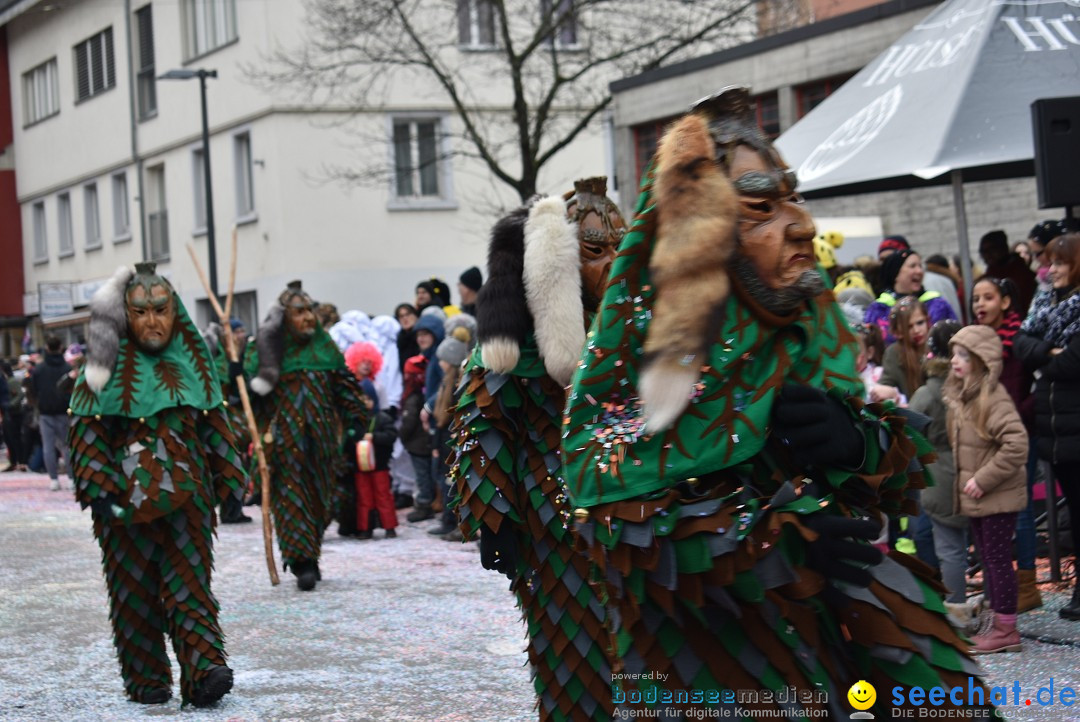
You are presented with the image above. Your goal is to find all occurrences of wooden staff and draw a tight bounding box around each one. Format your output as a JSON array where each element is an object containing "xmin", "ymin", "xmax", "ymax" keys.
[{"xmin": 188, "ymin": 235, "xmax": 280, "ymax": 586}]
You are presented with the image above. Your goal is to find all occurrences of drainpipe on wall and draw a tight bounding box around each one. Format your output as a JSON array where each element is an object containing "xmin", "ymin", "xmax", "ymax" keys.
[{"xmin": 123, "ymin": 0, "xmax": 147, "ymax": 261}]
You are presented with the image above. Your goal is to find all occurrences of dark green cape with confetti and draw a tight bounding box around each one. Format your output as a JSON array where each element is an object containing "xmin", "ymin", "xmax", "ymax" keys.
[
  {"xmin": 450, "ymin": 339, "xmax": 616, "ymax": 721},
  {"xmin": 244, "ymin": 328, "xmax": 367, "ymax": 569},
  {"xmin": 67, "ymin": 293, "xmax": 247, "ymax": 705},
  {"xmin": 560, "ymin": 172, "xmax": 994, "ymax": 719}
]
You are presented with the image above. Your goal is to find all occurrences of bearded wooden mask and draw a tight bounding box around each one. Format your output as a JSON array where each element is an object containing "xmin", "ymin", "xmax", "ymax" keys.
[
  {"xmin": 125, "ymin": 263, "xmax": 176, "ymax": 353},
  {"xmin": 279, "ymin": 281, "xmax": 317, "ymax": 341},
  {"xmin": 563, "ymin": 177, "xmax": 626, "ymax": 311}
]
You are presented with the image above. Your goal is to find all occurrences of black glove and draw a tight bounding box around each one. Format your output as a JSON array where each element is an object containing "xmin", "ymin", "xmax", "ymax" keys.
[
  {"xmin": 772, "ymin": 384, "xmax": 865, "ymax": 470},
  {"xmin": 227, "ymin": 360, "xmax": 244, "ymax": 382},
  {"xmin": 480, "ymin": 522, "xmax": 519, "ymax": 579},
  {"xmin": 90, "ymin": 494, "xmax": 127, "ymax": 522},
  {"xmin": 803, "ymin": 513, "xmax": 883, "ymax": 588}
]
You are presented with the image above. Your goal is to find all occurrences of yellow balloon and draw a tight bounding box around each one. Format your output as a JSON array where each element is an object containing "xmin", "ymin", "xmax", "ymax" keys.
[{"xmin": 847, "ymin": 680, "xmax": 877, "ymax": 711}]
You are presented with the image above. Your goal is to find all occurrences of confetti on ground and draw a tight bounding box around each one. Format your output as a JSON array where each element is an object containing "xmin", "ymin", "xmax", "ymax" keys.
[{"xmin": 0, "ymin": 472, "xmax": 534, "ymax": 722}]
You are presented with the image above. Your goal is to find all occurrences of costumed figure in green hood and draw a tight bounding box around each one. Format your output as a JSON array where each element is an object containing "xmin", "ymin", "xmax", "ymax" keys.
[
  {"xmin": 69, "ymin": 263, "xmax": 246, "ymax": 707},
  {"xmin": 449, "ymin": 177, "xmax": 624, "ymax": 722},
  {"xmin": 560, "ymin": 88, "xmax": 993, "ymax": 719},
  {"xmin": 245, "ymin": 280, "xmax": 367, "ymax": 591}
]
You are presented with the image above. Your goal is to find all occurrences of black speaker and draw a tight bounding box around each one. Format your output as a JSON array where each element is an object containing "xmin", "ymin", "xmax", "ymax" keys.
[{"xmin": 1032, "ymin": 96, "xmax": 1080, "ymax": 209}]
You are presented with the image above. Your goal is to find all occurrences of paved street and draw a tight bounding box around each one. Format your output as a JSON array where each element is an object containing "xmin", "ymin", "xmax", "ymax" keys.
[
  {"xmin": 3, "ymin": 470, "xmax": 1080, "ymax": 721},
  {"xmin": 0, "ymin": 472, "xmax": 535, "ymax": 722}
]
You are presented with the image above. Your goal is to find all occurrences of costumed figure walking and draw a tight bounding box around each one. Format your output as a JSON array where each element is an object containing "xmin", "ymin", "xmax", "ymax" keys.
[
  {"xmin": 69, "ymin": 263, "xmax": 246, "ymax": 707},
  {"xmin": 245, "ymin": 281, "xmax": 367, "ymax": 590},
  {"xmin": 560, "ymin": 89, "xmax": 992, "ymax": 719},
  {"xmin": 449, "ymin": 177, "xmax": 624, "ymax": 721}
]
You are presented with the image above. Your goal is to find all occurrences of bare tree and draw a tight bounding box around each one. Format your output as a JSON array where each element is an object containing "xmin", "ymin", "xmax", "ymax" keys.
[{"xmin": 256, "ymin": 0, "xmax": 757, "ymax": 202}]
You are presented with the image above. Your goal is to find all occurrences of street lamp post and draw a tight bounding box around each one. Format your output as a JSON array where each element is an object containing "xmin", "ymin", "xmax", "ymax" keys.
[{"xmin": 159, "ymin": 68, "xmax": 219, "ymax": 296}]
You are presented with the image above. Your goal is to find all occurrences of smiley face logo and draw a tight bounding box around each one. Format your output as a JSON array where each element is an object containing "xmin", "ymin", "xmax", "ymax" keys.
[{"xmin": 847, "ymin": 680, "xmax": 876, "ymax": 711}]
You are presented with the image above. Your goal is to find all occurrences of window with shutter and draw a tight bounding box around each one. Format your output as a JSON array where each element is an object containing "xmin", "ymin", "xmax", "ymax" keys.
[
  {"xmin": 136, "ymin": 6, "xmax": 156, "ymax": 118},
  {"xmin": 74, "ymin": 28, "xmax": 116, "ymax": 102},
  {"xmin": 181, "ymin": 0, "xmax": 238, "ymax": 60},
  {"xmin": 22, "ymin": 58, "xmax": 59, "ymax": 126}
]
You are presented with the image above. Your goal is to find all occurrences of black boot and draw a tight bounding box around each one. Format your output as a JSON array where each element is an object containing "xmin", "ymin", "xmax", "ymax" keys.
[
  {"xmin": 406, "ymin": 504, "xmax": 434, "ymax": 522},
  {"xmin": 134, "ymin": 687, "xmax": 171, "ymax": 704},
  {"xmin": 394, "ymin": 493, "xmax": 414, "ymax": 509},
  {"xmin": 1060, "ymin": 585, "xmax": 1080, "ymax": 621},
  {"xmin": 293, "ymin": 560, "xmax": 317, "ymax": 591},
  {"xmin": 191, "ymin": 665, "xmax": 233, "ymax": 708}
]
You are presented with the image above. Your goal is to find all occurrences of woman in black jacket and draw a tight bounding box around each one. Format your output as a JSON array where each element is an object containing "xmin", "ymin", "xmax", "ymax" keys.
[{"xmin": 1014, "ymin": 231, "xmax": 1080, "ymax": 621}]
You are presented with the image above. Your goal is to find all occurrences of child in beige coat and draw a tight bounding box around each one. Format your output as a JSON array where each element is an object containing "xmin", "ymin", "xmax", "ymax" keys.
[{"xmin": 945, "ymin": 325, "xmax": 1029, "ymax": 654}]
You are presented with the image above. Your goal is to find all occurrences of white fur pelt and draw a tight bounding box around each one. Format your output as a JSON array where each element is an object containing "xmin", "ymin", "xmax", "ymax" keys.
[
  {"xmin": 85, "ymin": 265, "xmax": 134, "ymax": 392},
  {"xmin": 250, "ymin": 304, "xmax": 284, "ymax": 396},
  {"xmin": 523, "ymin": 196, "xmax": 585, "ymax": 386}
]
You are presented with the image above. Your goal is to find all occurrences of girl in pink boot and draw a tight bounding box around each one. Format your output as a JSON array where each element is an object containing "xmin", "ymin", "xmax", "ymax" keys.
[{"xmin": 945, "ymin": 325, "xmax": 1030, "ymax": 654}]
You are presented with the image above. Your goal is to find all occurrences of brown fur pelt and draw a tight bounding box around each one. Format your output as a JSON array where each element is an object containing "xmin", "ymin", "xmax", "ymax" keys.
[{"xmin": 640, "ymin": 112, "xmax": 737, "ymax": 432}]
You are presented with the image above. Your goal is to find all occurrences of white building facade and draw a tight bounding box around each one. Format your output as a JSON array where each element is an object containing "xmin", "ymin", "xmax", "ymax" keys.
[{"xmin": 5, "ymin": 0, "xmax": 617, "ymax": 342}]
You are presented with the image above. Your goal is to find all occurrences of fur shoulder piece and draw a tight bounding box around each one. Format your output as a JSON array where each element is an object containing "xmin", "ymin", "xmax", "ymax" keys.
[
  {"xmin": 639, "ymin": 112, "xmax": 737, "ymax": 432},
  {"xmin": 85, "ymin": 265, "xmax": 134, "ymax": 393},
  {"xmin": 250, "ymin": 304, "xmax": 284, "ymax": 395},
  {"xmin": 477, "ymin": 204, "xmax": 533, "ymax": 373},
  {"xmin": 202, "ymin": 321, "xmax": 223, "ymax": 357},
  {"xmin": 523, "ymin": 196, "xmax": 584, "ymax": 385}
]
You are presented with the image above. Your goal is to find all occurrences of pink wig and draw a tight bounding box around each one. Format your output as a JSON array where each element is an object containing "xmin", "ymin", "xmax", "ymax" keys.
[{"xmin": 345, "ymin": 341, "xmax": 383, "ymax": 380}]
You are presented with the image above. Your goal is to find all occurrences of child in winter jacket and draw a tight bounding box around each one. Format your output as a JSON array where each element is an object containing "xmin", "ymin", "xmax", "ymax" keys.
[
  {"xmin": 945, "ymin": 325, "xmax": 1029, "ymax": 654},
  {"xmin": 354, "ymin": 379, "xmax": 399, "ymax": 539},
  {"xmin": 909, "ymin": 321, "xmax": 966, "ymax": 610}
]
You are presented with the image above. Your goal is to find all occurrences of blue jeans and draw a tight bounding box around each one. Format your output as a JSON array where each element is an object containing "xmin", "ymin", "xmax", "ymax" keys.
[
  {"xmin": 914, "ymin": 509, "xmax": 939, "ymax": 569},
  {"xmin": 38, "ymin": 413, "xmax": 71, "ymax": 482},
  {"xmin": 1014, "ymin": 444, "xmax": 1040, "ymax": 570},
  {"xmin": 410, "ymin": 453, "xmax": 436, "ymax": 507},
  {"xmin": 931, "ymin": 520, "xmax": 969, "ymax": 603}
]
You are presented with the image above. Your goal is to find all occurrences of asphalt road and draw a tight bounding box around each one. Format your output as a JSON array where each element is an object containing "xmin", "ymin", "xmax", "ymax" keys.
[{"xmin": 3, "ymin": 469, "xmax": 1080, "ymax": 722}]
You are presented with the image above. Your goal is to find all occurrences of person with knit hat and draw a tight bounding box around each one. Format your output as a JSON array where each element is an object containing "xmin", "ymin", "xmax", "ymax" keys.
[
  {"xmin": 458, "ymin": 266, "xmax": 483, "ymax": 316},
  {"xmin": 448, "ymin": 176, "xmax": 624, "ymax": 720},
  {"xmin": 427, "ymin": 313, "xmax": 477, "ymax": 539},
  {"xmin": 244, "ymin": 280, "xmax": 368, "ymax": 590},
  {"xmin": 560, "ymin": 88, "xmax": 989, "ymax": 716},
  {"xmin": 878, "ymin": 234, "xmax": 910, "ymax": 259},
  {"xmin": 69, "ymin": 263, "xmax": 246, "ymax": 707},
  {"xmin": 864, "ymin": 247, "xmax": 958, "ymax": 344},
  {"xmin": 415, "ymin": 277, "xmax": 453, "ymax": 311}
]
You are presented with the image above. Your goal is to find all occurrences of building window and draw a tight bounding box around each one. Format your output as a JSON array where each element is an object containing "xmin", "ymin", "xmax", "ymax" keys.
[
  {"xmin": 146, "ymin": 164, "xmax": 169, "ymax": 261},
  {"xmin": 795, "ymin": 74, "xmax": 852, "ymax": 119},
  {"xmin": 182, "ymin": 0, "xmax": 237, "ymax": 60},
  {"xmin": 234, "ymin": 132, "xmax": 255, "ymax": 218},
  {"xmin": 754, "ymin": 92, "xmax": 780, "ymax": 140},
  {"xmin": 22, "ymin": 58, "xmax": 59, "ymax": 126},
  {"xmin": 84, "ymin": 183, "xmax": 102, "ymax": 250},
  {"xmin": 57, "ymin": 193, "xmax": 74, "ymax": 257},
  {"xmin": 540, "ymin": 0, "xmax": 577, "ymax": 47},
  {"xmin": 192, "ymin": 148, "xmax": 207, "ymax": 232},
  {"xmin": 32, "ymin": 201, "xmax": 48, "ymax": 262},
  {"xmin": 136, "ymin": 5, "xmax": 156, "ymax": 119},
  {"xmin": 631, "ymin": 116, "xmax": 678, "ymax": 185},
  {"xmin": 392, "ymin": 118, "xmax": 446, "ymax": 201},
  {"xmin": 457, "ymin": 0, "xmax": 496, "ymax": 48},
  {"xmin": 196, "ymin": 290, "xmax": 257, "ymax": 334},
  {"xmin": 74, "ymin": 28, "xmax": 116, "ymax": 103},
  {"xmin": 112, "ymin": 172, "xmax": 131, "ymax": 241}
]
